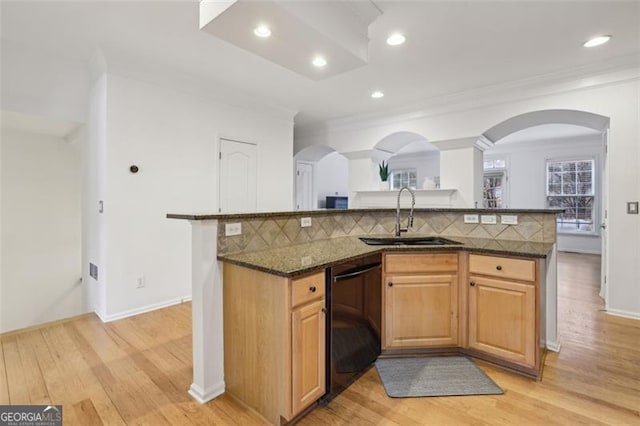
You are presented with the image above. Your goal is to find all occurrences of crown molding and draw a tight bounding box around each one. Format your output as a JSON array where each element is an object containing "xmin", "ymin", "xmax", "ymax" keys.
[{"xmin": 295, "ymin": 55, "xmax": 640, "ymax": 138}]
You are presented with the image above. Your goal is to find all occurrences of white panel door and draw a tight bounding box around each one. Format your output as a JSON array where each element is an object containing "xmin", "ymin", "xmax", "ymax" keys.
[
  {"xmin": 296, "ymin": 162, "xmax": 313, "ymax": 210},
  {"xmin": 219, "ymin": 139, "xmax": 257, "ymax": 213}
]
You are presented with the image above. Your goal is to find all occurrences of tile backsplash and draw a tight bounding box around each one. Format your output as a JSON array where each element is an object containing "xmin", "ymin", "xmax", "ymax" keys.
[{"xmin": 217, "ymin": 211, "xmax": 557, "ymax": 255}]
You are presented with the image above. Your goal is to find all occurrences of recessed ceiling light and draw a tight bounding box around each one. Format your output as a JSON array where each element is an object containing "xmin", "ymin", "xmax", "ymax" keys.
[
  {"xmin": 371, "ymin": 91, "xmax": 384, "ymax": 99},
  {"xmin": 386, "ymin": 33, "xmax": 406, "ymax": 46},
  {"xmin": 312, "ymin": 56, "xmax": 327, "ymax": 68},
  {"xmin": 583, "ymin": 35, "xmax": 611, "ymax": 47},
  {"xmin": 253, "ymin": 25, "xmax": 271, "ymax": 38}
]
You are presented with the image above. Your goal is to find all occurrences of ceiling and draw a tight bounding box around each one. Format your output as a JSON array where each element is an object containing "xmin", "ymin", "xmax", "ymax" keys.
[{"xmin": 1, "ymin": 1, "xmax": 639, "ymax": 128}]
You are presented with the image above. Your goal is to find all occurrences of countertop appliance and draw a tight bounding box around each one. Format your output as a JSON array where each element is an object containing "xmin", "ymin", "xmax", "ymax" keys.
[{"xmin": 322, "ymin": 254, "xmax": 382, "ymax": 402}]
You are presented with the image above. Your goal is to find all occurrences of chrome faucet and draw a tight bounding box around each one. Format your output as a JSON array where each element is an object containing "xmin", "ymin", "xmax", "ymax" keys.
[{"xmin": 395, "ymin": 186, "xmax": 416, "ymax": 237}]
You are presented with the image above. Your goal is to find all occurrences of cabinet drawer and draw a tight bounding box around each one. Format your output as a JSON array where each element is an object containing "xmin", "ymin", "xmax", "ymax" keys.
[
  {"xmin": 469, "ymin": 254, "xmax": 535, "ymax": 282},
  {"xmin": 291, "ymin": 271, "xmax": 325, "ymax": 308},
  {"xmin": 385, "ymin": 253, "xmax": 458, "ymax": 274}
]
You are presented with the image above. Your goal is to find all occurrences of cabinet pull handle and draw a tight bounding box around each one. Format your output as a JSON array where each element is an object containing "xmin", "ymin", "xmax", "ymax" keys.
[
  {"xmin": 321, "ymin": 307, "xmax": 327, "ymax": 314},
  {"xmin": 388, "ymin": 282, "xmax": 393, "ymax": 287},
  {"xmin": 470, "ymin": 281, "xmax": 475, "ymax": 286},
  {"xmin": 309, "ymin": 286, "xmax": 317, "ymax": 293},
  {"xmin": 496, "ymin": 265, "xmax": 503, "ymax": 271}
]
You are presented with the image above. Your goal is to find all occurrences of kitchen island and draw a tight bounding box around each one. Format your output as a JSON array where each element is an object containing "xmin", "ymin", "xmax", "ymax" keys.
[{"xmin": 168, "ymin": 208, "xmax": 560, "ymax": 423}]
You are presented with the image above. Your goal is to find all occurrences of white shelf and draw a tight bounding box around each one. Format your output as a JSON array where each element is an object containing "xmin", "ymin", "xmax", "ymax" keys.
[{"xmin": 352, "ymin": 188, "xmax": 458, "ymax": 208}]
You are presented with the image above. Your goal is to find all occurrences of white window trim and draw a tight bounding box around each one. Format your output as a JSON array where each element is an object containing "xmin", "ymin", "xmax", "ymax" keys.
[{"xmin": 545, "ymin": 156, "xmax": 600, "ymax": 237}]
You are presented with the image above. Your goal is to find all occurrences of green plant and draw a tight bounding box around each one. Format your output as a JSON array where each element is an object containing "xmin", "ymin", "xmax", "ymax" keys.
[{"xmin": 378, "ymin": 160, "xmax": 389, "ymax": 182}]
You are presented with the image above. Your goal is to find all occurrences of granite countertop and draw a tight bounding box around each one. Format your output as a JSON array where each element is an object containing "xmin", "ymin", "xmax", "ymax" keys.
[
  {"xmin": 217, "ymin": 235, "xmax": 554, "ymax": 277},
  {"xmin": 168, "ymin": 208, "xmax": 563, "ymax": 221}
]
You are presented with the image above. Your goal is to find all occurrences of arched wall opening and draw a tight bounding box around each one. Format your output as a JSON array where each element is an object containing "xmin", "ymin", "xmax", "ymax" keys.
[
  {"xmin": 373, "ymin": 131, "xmax": 440, "ymax": 190},
  {"xmin": 481, "ymin": 109, "xmax": 609, "ymax": 254}
]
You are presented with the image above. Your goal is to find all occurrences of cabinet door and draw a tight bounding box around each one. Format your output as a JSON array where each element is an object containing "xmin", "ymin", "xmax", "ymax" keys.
[
  {"xmin": 291, "ymin": 299, "xmax": 326, "ymax": 416},
  {"xmin": 468, "ymin": 276, "xmax": 535, "ymax": 367},
  {"xmin": 384, "ymin": 274, "xmax": 458, "ymax": 349}
]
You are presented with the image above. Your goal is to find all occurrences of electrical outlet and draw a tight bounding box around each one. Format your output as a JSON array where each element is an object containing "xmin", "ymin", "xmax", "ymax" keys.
[
  {"xmin": 225, "ymin": 222, "xmax": 242, "ymax": 236},
  {"xmin": 501, "ymin": 215, "xmax": 518, "ymax": 225},
  {"xmin": 301, "ymin": 217, "xmax": 312, "ymax": 227},
  {"xmin": 136, "ymin": 275, "xmax": 145, "ymax": 289},
  {"xmin": 464, "ymin": 214, "xmax": 479, "ymax": 224},
  {"xmin": 481, "ymin": 215, "xmax": 497, "ymax": 224},
  {"xmin": 627, "ymin": 201, "xmax": 639, "ymax": 214}
]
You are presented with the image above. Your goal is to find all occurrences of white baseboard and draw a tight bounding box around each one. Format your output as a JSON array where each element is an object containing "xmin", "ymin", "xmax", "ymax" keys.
[
  {"xmin": 605, "ymin": 308, "xmax": 640, "ymax": 321},
  {"xmin": 97, "ymin": 295, "xmax": 192, "ymax": 323},
  {"xmin": 545, "ymin": 340, "xmax": 561, "ymax": 352},
  {"xmin": 189, "ymin": 382, "xmax": 225, "ymax": 404}
]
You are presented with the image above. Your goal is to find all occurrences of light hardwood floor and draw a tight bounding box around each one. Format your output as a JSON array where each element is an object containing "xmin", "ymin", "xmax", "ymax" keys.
[{"xmin": 2, "ymin": 253, "xmax": 639, "ymax": 425}]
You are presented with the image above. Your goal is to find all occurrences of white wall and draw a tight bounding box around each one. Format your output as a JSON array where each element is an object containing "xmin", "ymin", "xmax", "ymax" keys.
[
  {"xmin": 0, "ymin": 128, "xmax": 84, "ymax": 332},
  {"xmin": 295, "ymin": 75, "xmax": 640, "ymax": 318},
  {"xmin": 316, "ymin": 152, "xmax": 348, "ymax": 208},
  {"xmin": 93, "ymin": 73, "xmax": 294, "ymax": 319},
  {"xmin": 486, "ymin": 135, "xmax": 604, "ymax": 254}
]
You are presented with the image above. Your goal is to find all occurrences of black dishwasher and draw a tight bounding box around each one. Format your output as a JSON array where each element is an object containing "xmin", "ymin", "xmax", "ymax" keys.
[{"xmin": 322, "ymin": 254, "xmax": 382, "ymax": 402}]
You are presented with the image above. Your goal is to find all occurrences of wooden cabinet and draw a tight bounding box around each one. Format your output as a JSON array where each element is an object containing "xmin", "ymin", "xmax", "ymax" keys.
[
  {"xmin": 383, "ymin": 253, "xmax": 459, "ymax": 349},
  {"xmin": 223, "ymin": 264, "xmax": 325, "ymax": 424},
  {"xmin": 467, "ymin": 254, "xmax": 538, "ymax": 369},
  {"xmin": 291, "ymin": 296, "xmax": 325, "ymax": 414}
]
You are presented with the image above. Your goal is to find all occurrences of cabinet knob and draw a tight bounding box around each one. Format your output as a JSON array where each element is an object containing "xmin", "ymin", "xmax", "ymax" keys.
[
  {"xmin": 309, "ymin": 286, "xmax": 317, "ymax": 293},
  {"xmin": 321, "ymin": 307, "xmax": 327, "ymax": 314},
  {"xmin": 470, "ymin": 281, "xmax": 475, "ymax": 287},
  {"xmin": 496, "ymin": 265, "xmax": 503, "ymax": 271},
  {"xmin": 388, "ymin": 282, "xmax": 393, "ymax": 287}
]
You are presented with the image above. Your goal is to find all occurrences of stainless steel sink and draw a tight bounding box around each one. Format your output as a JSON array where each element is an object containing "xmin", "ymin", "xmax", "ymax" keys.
[{"xmin": 359, "ymin": 236, "xmax": 462, "ymax": 246}]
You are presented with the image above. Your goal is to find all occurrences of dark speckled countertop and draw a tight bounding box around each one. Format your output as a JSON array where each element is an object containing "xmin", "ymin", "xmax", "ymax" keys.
[
  {"xmin": 169, "ymin": 208, "xmax": 563, "ymax": 221},
  {"xmin": 217, "ymin": 235, "xmax": 554, "ymax": 277}
]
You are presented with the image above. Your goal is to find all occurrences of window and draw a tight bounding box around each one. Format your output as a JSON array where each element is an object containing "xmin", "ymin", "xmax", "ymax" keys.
[
  {"xmin": 484, "ymin": 158, "xmax": 507, "ymax": 170},
  {"xmin": 546, "ymin": 159, "xmax": 595, "ymax": 233},
  {"xmin": 390, "ymin": 169, "xmax": 417, "ymax": 190}
]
